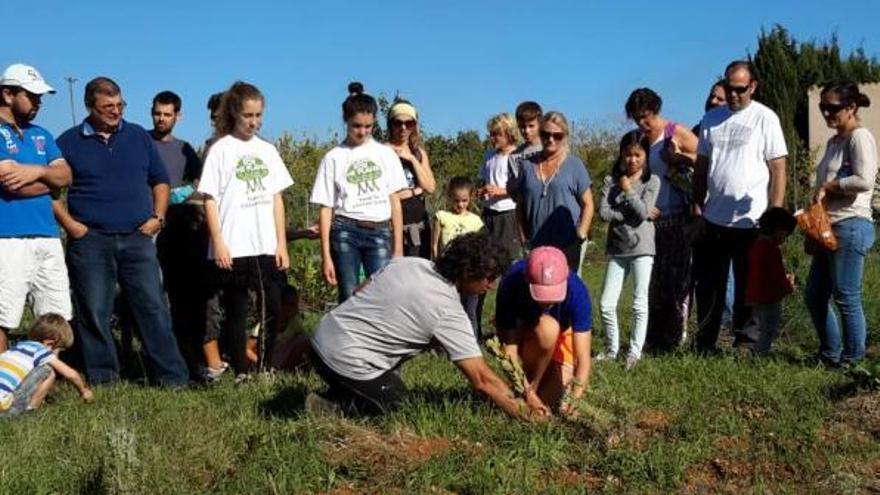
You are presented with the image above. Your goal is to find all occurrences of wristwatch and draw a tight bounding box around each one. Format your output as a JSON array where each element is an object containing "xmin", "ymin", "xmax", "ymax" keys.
[{"xmin": 151, "ymin": 214, "xmax": 165, "ymax": 228}]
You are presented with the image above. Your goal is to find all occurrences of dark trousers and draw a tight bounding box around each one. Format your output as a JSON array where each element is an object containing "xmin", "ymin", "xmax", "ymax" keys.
[
  {"xmin": 67, "ymin": 231, "xmax": 189, "ymax": 385},
  {"xmin": 157, "ymin": 203, "xmax": 211, "ymax": 376},
  {"xmin": 211, "ymin": 255, "xmax": 284, "ymax": 374},
  {"xmin": 312, "ymin": 350, "xmax": 406, "ymax": 416},
  {"xmin": 692, "ymin": 220, "xmax": 757, "ymax": 352}
]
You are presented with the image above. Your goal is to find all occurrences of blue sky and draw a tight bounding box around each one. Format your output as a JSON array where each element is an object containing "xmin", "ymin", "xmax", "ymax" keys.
[{"xmin": 7, "ymin": 0, "xmax": 879, "ymax": 145}]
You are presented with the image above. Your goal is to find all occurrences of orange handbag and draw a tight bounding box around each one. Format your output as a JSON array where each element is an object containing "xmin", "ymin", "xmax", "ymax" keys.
[{"xmin": 796, "ymin": 201, "xmax": 838, "ymax": 252}]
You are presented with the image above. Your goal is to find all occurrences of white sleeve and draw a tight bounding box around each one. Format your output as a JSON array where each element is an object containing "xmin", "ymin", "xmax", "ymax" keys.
[
  {"xmin": 197, "ymin": 145, "xmax": 223, "ymax": 199},
  {"xmin": 384, "ymin": 148, "xmax": 409, "ymax": 193},
  {"xmin": 264, "ymin": 144, "xmax": 294, "ymax": 195},
  {"xmin": 763, "ymin": 112, "xmax": 788, "ymax": 161},
  {"xmin": 309, "ymin": 152, "xmax": 336, "ymax": 207}
]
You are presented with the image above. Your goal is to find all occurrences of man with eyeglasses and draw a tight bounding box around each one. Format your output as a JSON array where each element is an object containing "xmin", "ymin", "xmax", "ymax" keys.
[
  {"xmin": 0, "ymin": 64, "xmax": 73, "ymax": 353},
  {"xmin": 53, "ymin": 77, "xmax": 189, "ymax": 386},
  {"xmin": 692, "ymin": 60, "xmax": 788, "ymax": 354}
]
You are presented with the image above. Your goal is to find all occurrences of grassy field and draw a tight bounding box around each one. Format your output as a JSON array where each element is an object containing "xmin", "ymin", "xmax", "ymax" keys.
[{"xmin": 1, "ymin": 237, "xmax": 879, "ymax": 494}]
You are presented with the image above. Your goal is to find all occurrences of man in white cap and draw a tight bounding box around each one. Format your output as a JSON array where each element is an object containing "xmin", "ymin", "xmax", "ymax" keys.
[
  {"xmin": 495, "ymin": 245, "xmax": 593, "ymax": 417},
  {"xmin": 0, "ymin": 64, "xmax": 73, "ymax": 351}
]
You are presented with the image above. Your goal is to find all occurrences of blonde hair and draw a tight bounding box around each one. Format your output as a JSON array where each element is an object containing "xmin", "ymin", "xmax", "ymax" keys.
[
  {"xmin": 486, "ymin": 113, "xmax": 521, "ymax": 145},
  {"xmin": 28, "ymin": 313, "xmax": 74, "ymax": 349},
  {"xmin": 541, "ymin": 111, "xmax": 570, "ymax": 151}
]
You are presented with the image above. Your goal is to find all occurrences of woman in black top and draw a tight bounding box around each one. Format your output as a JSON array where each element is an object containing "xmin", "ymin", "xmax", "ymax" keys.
[{"xmin": 386, "ymin": 98, "xmax": 436, "ymax": 258}]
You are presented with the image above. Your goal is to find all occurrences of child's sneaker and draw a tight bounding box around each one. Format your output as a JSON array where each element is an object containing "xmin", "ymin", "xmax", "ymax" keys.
[
  {"xmin": 625, "ymin": 354, "xmax": 640, "ymax": 371},
  {"xmin": 593, "ymin": 352, "xmax": 617, "ymax": 362},
  {"xmin": 201, "ymin": 362, "xmax": 229, "ymax": 383}
]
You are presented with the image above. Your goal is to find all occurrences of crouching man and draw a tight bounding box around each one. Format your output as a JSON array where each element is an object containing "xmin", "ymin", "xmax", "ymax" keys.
[{"xmin": 308, "ymin": 231, "xmax": 548, "ymax": 421}]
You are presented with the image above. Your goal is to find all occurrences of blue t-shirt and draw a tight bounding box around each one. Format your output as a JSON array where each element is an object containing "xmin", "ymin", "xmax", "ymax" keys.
[
  {"xmin": 495, "ymin": 260, "xmax": 592, "ymax": 332},
  {"xmin": 0, "ymin": 122, "xmax": 63, "ymax": 237},
  {"xmin": 517, "ymin": 154, "xmax": 591, "ymax": 248},
  {"xmin": 57, "ymin": 120, "xmax": 169, "ymax": 233}
]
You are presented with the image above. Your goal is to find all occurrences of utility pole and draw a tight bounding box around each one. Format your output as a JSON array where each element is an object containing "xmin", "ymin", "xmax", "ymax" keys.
[{"xmin": 64, "ymin": 77, "xmax": 77, "ymax": 126}]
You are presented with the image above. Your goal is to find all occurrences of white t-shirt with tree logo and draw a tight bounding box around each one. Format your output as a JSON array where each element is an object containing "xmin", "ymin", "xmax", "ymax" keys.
[
  {"xmin": 198, "ymin": 134, "xmax": 294, "ymax": 259},
  {"xmin": 310, "ymin": 138, "xmax": 408, "ymax": 222}
]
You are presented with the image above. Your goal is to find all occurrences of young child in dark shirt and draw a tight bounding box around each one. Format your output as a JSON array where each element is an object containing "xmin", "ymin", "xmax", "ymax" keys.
[{"xmin": 745, "ymin": 207, "xmax": 797, "ymax": 355}]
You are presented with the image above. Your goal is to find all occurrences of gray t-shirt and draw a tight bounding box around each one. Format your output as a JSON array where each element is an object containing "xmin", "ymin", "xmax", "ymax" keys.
[
  {"xmin": 152, "ymin": 137, "xmax": 202, "ymax": 188},
  {"xmin": 311, "ymin": 257, "xmax": 482, "ymax": 380},
  {"xmin": 517, "ymin": 154, "xmax": 592, "ymax": 248}
]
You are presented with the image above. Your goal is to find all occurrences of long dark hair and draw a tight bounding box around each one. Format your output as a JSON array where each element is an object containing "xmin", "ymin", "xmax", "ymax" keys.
[
  {"xmin": 613, "ymin": 130, "xmax": 652, "ymax": 183},
  {"xmin": 215, "ymin": 81, "xmax": 263, "ymax": 137}
]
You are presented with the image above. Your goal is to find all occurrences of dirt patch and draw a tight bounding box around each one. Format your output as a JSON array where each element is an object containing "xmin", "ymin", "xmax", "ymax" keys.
[
  {"xmin": 555, "ymin": 467, "xmax": 604, "ymax": 490},
  {"xmin": 606, "ymin": 409, "xmax": 673, "ymax": 450},
  {"xmin": 827, "ymin": 391, "xmax": 880, "ymax": 441},
  {"xmin": 321, "ymin": 422, "xmax": 476, "ymax": 491}
]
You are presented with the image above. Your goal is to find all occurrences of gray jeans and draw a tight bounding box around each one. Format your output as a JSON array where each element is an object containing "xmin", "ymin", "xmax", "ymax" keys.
[
  {"xmin": 747, "ymin": 303, "xmax": 782, "ymax": 355},
  {"xmin": 0, "ymin": 365, "xmax": 53, "ymax": 418}
]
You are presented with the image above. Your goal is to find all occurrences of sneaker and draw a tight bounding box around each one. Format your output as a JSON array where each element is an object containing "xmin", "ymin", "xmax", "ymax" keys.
[
  {"xmin": 305, "ymin": 392, "xmax": 342, "ymax": 415},
  {"xmin": 200, "ymin": 362, "xmax": 229, "ymax": 382},
  {"xmin": 625, "ymin": 354, "xmax": 640, "ymax": 371},
  {"xmin": 234, "ymin": 373, "xmax": 252, "ymax": 385},
  {"xmin": 593, "ymin": 352, "xmax": 618, "ymax": 362}
]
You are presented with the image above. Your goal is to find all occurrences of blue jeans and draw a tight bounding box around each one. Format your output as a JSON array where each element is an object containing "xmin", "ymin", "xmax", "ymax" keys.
[
  {"xmin": 330, "ymin": 218, "xmax": 392, "ymax": 303},
  {"xmin": 67, "ymin": 231, "xmax": 189, "ymax": 385},
  {"xmin": 805, "ymin": 217, "xmax": 875, "ymax": 365},
  {"xmin": 748, "ymin": 303, "xmax": 782, "ymax": 355},
  {"xmin": 600, "ymin": 255, "xmax": 654, "ymax": 358},
  {"xmin": 0, "ymin": 365, "xmax": 52, "ymax": 418}
]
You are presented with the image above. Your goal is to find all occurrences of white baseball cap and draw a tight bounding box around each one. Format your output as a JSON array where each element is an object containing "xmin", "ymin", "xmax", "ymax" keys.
[{"xmin": 0, "ymin": 64, "xmax": 55, "ymax": 95}]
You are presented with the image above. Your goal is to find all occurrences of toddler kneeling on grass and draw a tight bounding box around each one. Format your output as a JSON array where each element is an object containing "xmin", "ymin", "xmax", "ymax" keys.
[
  {"xmin": 0, "ymin": 314, "xmax": 93, "ymax": 418},
  {"xmin": 745, "ymin": 207, "xmax": 797, "ymax": 355}
]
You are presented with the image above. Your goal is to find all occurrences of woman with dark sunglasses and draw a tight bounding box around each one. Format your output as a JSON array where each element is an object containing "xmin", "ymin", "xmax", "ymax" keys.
[
  {"xmin": 806, "ymin": 81, "xmax": 876, "ymax": 367},
  {"xmin": 514, "ymin": 111, "xmax": 594, "ymax": 275},
  {"xmin": 624, "ymin": 88, "xmax": 699, "ymax": 352},
  {"xmin": 386, "ymin": 98, "xmax": 436, "ymax": 259}
]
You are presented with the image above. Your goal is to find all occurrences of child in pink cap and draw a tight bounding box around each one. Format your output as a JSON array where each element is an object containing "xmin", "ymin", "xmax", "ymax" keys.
[{"xmin": 495, "ymin": 246, "xmax": 593, "ymax": 417}]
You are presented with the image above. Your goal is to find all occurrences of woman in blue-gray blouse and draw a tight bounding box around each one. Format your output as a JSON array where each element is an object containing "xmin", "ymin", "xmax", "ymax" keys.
[{"xmin": 515, "ymin": 111, "xmax": 594, "ymax": 275}]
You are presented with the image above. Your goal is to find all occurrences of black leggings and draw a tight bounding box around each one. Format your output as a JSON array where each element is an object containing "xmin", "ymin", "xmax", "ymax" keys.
[
  {"xmin": 212, "ymin": 255, "xmax": 285, "ymax": 374},
  {"xmin": 312, "ymin": 350, "xmax": 406, "ymax": 416}
]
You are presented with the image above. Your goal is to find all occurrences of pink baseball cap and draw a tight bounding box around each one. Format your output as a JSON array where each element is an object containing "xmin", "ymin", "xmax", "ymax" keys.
[{"xmin": 526, "ymin": 246, "xmax": 569, "ymax": 303}]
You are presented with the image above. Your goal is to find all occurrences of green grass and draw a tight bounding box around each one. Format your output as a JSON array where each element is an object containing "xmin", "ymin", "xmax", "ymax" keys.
[{"xmin": 1, "ymin": 236, "xmax": 879, "ymax": 494}]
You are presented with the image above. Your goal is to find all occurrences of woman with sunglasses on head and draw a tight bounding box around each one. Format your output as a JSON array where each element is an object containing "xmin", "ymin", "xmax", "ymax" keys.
[
  {"xmin": 310, "ymin": 82, "xmax": 408, "ymax": 303},
  {"xmin": 806, "ymin": 81, "xmax": 877, "ymax": 368},
  {"xmin": 515, "ymin": 111, "xmax": 594, "ymax": 275},
  {"xmin": 624, "ymin": 88, "xmax": 699, "ymax": 352},
  {"xmin": 386, "ymin": 98, "xmax": 435, "ymax": 259}
]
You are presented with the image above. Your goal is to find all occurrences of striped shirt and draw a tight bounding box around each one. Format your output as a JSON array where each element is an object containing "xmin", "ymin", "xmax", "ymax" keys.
[{"xmin": 0, "ymin": 341, "xmax": 55, "ymax": 408}]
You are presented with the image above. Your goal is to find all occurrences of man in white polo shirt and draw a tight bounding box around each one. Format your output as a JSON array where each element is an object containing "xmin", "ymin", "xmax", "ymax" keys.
[{"xmin": 692, "ymin": 60, "xmax": 788, "ymax": 353}]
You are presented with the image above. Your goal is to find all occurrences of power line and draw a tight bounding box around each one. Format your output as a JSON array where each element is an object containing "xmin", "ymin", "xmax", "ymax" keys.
[{"xmin": 64, "ymin": 77, "xmax": 77, "ymax": 126}]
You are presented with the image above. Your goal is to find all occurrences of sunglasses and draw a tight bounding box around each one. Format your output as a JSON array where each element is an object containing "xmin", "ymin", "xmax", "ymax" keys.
[
  {"xmin": 391, "ymin": 119, "xmax": 417, "ymax": 129},
  {"xmin": 723, "ymin": 83, "xmax": 751, "ymax": 95},
  {"xmin": 819, "ymin": 102, "xmax": 848, "ymax": 116},
  {"xmin": 540, "ymin": 130, "xmax": 566, "ymax": 141}
]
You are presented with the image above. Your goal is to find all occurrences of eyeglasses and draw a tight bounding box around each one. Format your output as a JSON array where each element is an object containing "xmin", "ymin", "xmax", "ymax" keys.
[
  {"xmin": 97, "ymin": 101, "xmax": 127, "ymax": 112},
  {"xmin": 819, "ymin": 102, "xmax": 848, "ymax": 116},
  {"xmin": 723, "ymin": 83, "xmax": 750, "ymax": 95},
  {"xmin": 391, "ymin": 119, "xmax": 416, "ymax": 129},
  {"xmin": 540, "ymin": 130, "xmax": 566, "ymax": 142}
]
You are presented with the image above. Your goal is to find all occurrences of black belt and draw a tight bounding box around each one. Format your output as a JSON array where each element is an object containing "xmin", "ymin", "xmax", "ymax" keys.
[{"xmin": 335, "ymin": 215, "xmax": 389, "ymax": 230}]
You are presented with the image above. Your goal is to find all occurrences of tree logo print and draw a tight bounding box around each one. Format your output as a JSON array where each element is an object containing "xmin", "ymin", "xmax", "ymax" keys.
[
  {"xmin": 346, "ymin": 159, "xmax": 383, "ymax": 195},
  {"xmin": 235, "ymin": 155, "xmax": 269, "ymax": 193}
]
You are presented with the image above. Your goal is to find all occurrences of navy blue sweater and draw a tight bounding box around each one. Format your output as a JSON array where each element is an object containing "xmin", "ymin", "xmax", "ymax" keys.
[{"xmin": 57, "ymin": 120, "xmax": 169, "ymax": 233}]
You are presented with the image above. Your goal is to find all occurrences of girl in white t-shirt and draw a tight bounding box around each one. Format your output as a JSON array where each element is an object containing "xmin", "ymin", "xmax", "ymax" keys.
[
  {"xmin": 310, "ymin": 82, "xmax": 408, "ymax": 303},
  {"xmin": 198, "ymin": 81, "xmax": 294, "ymax": 381},
  {"xmin": 479, "ymin": 113, "xmax": 522, "ymax": 262}
]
